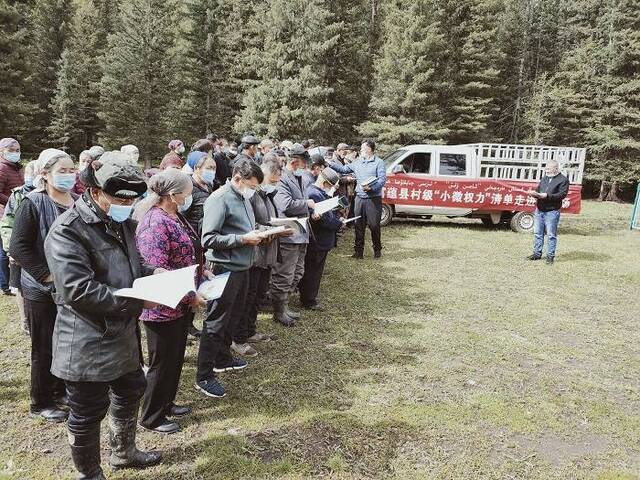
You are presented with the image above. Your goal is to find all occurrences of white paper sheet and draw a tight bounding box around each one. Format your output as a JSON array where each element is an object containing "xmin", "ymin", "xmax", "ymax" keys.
[
  {"xmin": 257, "ymin": 226, "xmax": 288, "ymax": 238},
  {"xmin": 342, "ymin": 215, "xmax": 361, "ymax": 225},
  {"xmin": 115, "ymin": 265, "xmax": 198, "ymax": 309},
  {"xmin": 197, "ymin": 272, "xmax": 231, "ymax": 301},
  {"xmin": 269, "ymin": 217, "xmax": 308, "ymax": 233},
  {"xmin": 313, "ymin": 196, "xmax": 341, "ymax": 215}
]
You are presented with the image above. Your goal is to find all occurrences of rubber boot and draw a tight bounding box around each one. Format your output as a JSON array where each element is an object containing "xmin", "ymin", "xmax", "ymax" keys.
[
  {"xmin": 108, "ymin": 409, "xmax": 161, "ymax": 470},
  {"xmin": 272, "ymin": 300, "xmax": 296, "ymax": 327},
  {"xmin": 284, "ymin": 300, "xmax": 301, "ymax": 320},
  {"xmin": 68, "ymin": 426, "xmax": 106, "ymax": 480}
]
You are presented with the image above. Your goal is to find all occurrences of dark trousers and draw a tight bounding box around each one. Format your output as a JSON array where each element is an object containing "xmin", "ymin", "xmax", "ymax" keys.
[
  {"xmin": 9, "ymin": 262, "xmax": 21, "ymax": 289},
  {"xmin": 354, "ymin": 196, "xmax": 382, "ymax": 254},
  {"xmin": 140, "ymin": 313, "xmax": 190, "ymax": 428},
  {"xmin": 25, "ymin": 296, "xmax": 65, "ymax": 410},
  {"xmin": 196, "ymin": 269, "xmax": 249, "ymax": 381},
  {"xmin": 0, "ymin": 237, "xmax": 8, "ymax": 291},
  {"xmin": 234, "ymin": 266, "xmax": 271, "ymax": 344},
  {"xmin": 66, "ymin": 369, "xmax": 146, "ymax": 441},
  {"xmin": 299, "ymin": 249, "xmax": 329, "ymax": 307}
]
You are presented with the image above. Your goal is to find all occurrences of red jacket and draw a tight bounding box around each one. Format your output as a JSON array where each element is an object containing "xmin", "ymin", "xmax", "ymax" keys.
[{"xmin": 0, "ymin": 159, "xmax": 24, "ymax": 216}]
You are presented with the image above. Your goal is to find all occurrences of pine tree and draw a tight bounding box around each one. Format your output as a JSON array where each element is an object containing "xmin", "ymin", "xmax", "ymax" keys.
[
  {"xmin": 28, "ymin": 0, "xmax": 74, "ymax": 151},
  {"xmin": 48, "ymin": 0, "xmax": 105, "ymax": 153},
  {"xmin": 436, "ymin": 0, "xmax": 503, "ymax": 143},
  {"xmin": 0, "ymin": 0, "xmax": 35, "ymax": 149},
  {"xmin": 359, "ymin": 0, "xmax": 449, "ymax": 148},
  {"xmin": 99, "ymin": 0, "xmax": 181, "ymax": 168},
  {"xmin": 235, "ymin": 0, "xmax": 339, "ymax": 142}
]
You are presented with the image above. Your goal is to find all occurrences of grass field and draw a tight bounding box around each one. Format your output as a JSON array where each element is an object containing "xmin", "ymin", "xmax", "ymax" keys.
[{"xmin": 1, "ymin": 200, "xmax": 639, "ymax": 480}]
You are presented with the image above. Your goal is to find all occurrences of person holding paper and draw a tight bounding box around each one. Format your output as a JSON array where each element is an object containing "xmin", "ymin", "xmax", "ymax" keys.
[
  {"xmin": 195, "ymin": 159, "xmax": 264, "ymax": 399},
  {"xmin": 133, "ymin": 169, "xmax": 207, "ymax": 435},
  {"xmin": 232, "ymin": 158, "xmax": 291, "ymax": 356},
  {"xmin": 44, "ymin": 152, "xmax": 162, "ymax": 479},
  {"xmin": 329, "ymin": 139, "xmax": 386, "ymax": 259},
  {"xmin": 270, "ymin": 144, "xmax": 316, "ymax": 327},
  {"xmin": 299, "ymin": 168, "xmax": 344, "ymax": 310}
]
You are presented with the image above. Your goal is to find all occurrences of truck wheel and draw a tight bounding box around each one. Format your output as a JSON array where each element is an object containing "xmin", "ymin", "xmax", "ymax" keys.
[
  {"xmin": 510, "ymin": 212, "xmax": 535, "ymax": 233},
  {"xmin": 380, "ymin": 204, "xmax": 394, "ymax": 227}
]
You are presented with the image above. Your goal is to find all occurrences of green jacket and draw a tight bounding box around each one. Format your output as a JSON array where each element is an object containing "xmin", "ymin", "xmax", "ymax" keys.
[{"xmin": 0, "ymin": 185, "xmax": 34, "ymax": 252}]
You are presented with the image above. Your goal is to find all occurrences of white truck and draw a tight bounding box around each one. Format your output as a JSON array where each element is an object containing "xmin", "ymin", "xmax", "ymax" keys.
[{"xmin": 380, "ymin": 143, "xmax": 586, "ymax": 232}]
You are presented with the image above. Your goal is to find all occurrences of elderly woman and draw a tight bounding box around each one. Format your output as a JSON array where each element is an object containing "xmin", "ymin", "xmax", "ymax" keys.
[
  {"xmin": 159, "ymin": 139, "xmax": 185, "ymax": 170},
  {"xmin": 45, "ymin": 151, "xmax": 162, "ymax": 479},
  {"xmin": 132, "ymin": 169, "xmax": 206, "ymax": 434},
  {"xmin": 0, "ymin": 137, "xmax": 24, "ymax": 295},
  {"xmin": 1, "ymin": 160, "xmax": 38, "ymax": 334},
  {"xmin": 11, "ymin": 149, "xmax": 78, "ymax": 423}
]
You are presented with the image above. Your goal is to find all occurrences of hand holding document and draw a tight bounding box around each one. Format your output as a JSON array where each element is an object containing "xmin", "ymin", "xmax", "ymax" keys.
[
  {"xmin": 115, "ymin": 265, "xmax": 198, "ymax": 309},
  {"xmin": 361, "ymin": 176, "xmax": 377, "ymax": 187},
  {"xmin": 269, "ymin": 217, "xmax": 308, "ymax": 234},
  {"xmin": 257, "ymin": 225, "xmax": 288, "ymax": 239},
  {"xmin": 197, "ymin": 271, "xmax": 231, "ymax": 301},
  {"xmin": 313, "ymin": 196, "xmax": 341, "ymax": 215}
]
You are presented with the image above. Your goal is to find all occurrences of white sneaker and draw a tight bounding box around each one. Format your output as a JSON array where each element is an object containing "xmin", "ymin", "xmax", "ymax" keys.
[{"xmin": 231, "ymin": 342, "xmax": 259, "ymax": 357}]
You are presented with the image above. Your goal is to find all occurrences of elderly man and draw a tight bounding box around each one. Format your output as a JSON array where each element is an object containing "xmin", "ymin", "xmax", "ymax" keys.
[
  {"xmin": 234, "ymin": 134, "xmax": 261, "ymax": 165},
  {"xmin": 45, "ymin": 152, "xmax": 163, "ymax": 478},
  {"xmin": 330, "ymin": 139, "xmax": 386, "ymax": 259},
  {"xmin": 527, "ymin": 160, "xmax": 569, "ymax": 265},
  {"xmin": 270, "ymin": 144, "xmax": 315, "ymax": 326}
]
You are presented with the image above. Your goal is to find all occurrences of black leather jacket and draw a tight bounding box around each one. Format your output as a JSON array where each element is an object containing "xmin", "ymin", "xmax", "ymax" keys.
[{"xmin": 44, "ymin": 194, "xmax": 154, "ymax": 382}]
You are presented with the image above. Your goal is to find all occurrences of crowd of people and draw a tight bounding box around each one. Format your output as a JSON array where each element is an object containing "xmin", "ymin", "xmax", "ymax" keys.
[{"xmin": 0, "ymin": 134, "xmax": 387, "ymax": 480}]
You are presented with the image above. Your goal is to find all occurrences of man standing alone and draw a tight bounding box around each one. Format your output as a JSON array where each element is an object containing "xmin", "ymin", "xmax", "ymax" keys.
[
  {"xmin": 330, "ymin": 139, "xmax": 386, "ymax": 258},
  {"xmin": 527, "ymin": 160, "xmax": 569, "ymax": 265}
]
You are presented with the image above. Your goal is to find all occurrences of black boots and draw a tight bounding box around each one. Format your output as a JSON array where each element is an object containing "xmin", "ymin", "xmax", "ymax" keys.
[
  {"xmin": 108, "ymin": 411, "xmax": 162, "ymax": 470},
  {"xmin": 68, "ymin": 426, "xmax": 106, "ymax": 480}
]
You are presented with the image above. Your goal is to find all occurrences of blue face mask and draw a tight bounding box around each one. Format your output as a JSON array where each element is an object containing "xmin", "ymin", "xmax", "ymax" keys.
[
  {"xmin": 201, "ymin": 170, "xmax": 216, "ymax": 185},
  {"xmin": 108, "ymin": 203, "xmax": 133, "ymax": 223},
  {"xmin": 52, "ymin": 173, "xmax": 76, "ymax": 192},
  {"xmin": 24, "ymin": 176, "xmax": 33, "ymax": 187},
  {"xmin": 178, "ymin": 194, "xmax": 193, "ymax": 212},
  {"xmin": 4, "ymin": 152, "xmax": 20, "ymax": 163},
  {"xmin": 294, "ymin": 168, "xmax": 305, "ymax": 177},
  {"xmin": 263, "ymin": 184, "xmax": 277, "ymax": 194}
]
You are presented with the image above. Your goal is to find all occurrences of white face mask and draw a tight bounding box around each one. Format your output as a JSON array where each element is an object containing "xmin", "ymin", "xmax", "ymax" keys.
[
  {"xmin": 242, "ymin": 187, "xmax": 255, "ymax": 200},
  {"xmin": 327, "ymin": 186, "xmax": 336, "ymax": 197}
]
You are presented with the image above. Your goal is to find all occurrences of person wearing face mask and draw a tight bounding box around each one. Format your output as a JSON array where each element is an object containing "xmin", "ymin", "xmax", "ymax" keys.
[
  {"xmin": 299, "ymin": 168, "xmax": 344, "ymax": 311},
  {"xmin": 183, "ymin": 151, "xmax": 219, "ymax": 234},
  {"xmin": 304, "ymin": 154, "xmax": 327, "ymax": 188},
  {"xmin": 132, "ymin": 169, "xmax": 208, "ymax": 434},
  {"xmin": 0, "ymin": 137, "xmax": 24, "ymax": 295},
  {"xmin": 10, "ymin": 149, "xmax": 78, "ymax": 423},
  {"xmin": 232, "ymin": 157, "xmax": 293, "ymax": 357},
  {"xmin": 234, "ymin": 134, "xmax": 261, "ymax": 166},
  {"xmin": 44, "ymin": 151, "xmax": 164, "ymax": 479},
  {"xmin": 73, "ymin": 150, "xmax": 93, "ymax": 195},
  {"xmin": 0, "ymin": 160, "xmax": 38, "ymax": 334},
  {"xmin": 526, "ymin": 159, "xmax": 570, "ymax": 265},
  {"xmin": 269, "ymin": 143, "xmax": 316, "ymax": 327},
  {"xmin": 120, "ymin": 144, "xmax": 140, "ymax": 167},
  {"xmin": 195, "ymin": 159, "xmax": 265, "ymax": 399},
  {"xmin": 160, "ymin": 139, "xmax": 186, "ymax": 170}
]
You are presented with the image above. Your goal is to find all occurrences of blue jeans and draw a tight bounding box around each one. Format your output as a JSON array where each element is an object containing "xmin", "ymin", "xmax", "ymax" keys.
[
  {"xmin": 0, "ymin": 236, "xmax": 9, "ymax": 291},
  {"xmin": 533, "ymin": 209, "xmax": 561, "ymax": 258}
]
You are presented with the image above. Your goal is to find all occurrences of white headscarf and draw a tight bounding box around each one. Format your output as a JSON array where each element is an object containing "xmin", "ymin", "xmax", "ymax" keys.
[{"xmin": 35, "ymin": 148, "xmax": 71, "ymax": 191}]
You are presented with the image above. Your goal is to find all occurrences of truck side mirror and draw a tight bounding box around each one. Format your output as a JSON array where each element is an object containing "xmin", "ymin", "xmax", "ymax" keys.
[{"xmin": 392, "ymin": 164, "xmax": 405, "ymax": 174}]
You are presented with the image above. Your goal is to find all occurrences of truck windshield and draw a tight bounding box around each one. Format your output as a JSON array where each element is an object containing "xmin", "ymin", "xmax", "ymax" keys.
[{"xmin": 383, "ymin": 149, "xmax": 407, "ymax": 168}]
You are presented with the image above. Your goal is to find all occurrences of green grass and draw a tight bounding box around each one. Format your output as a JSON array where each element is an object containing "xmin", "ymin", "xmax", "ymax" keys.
[{"xmin": 1, "ymin": 200, "xmax": 639, "ymax": 479}]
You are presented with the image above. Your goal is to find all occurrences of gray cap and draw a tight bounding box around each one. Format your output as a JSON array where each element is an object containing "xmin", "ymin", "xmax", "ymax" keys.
[
  {"xmin": 88, "ymin": 151, "xmax": 147, "ymax": 198},
  {"xmin": 319, "ymin": 167, "xmax": 340, "ymax": 186},
  {"xmin": 241, "ymin": 134, "xmax": 261, "ymax": 145},
  {"xmin": 288, "ymin": 143, "xmax": 306, "ymax": 158}
]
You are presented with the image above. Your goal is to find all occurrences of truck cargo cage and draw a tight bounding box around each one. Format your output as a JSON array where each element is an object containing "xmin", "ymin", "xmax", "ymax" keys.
[
  {"xmin": 465, "ymin": 143, "xmax": 586, "ymax": 185},
  {"xmin": 631, "ymin": 184, "xmax": 640, "ymax": 230}
]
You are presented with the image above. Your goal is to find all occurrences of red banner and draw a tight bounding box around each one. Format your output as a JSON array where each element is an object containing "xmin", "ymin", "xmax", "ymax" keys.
[{"xmin": 382, "ymin": 175, "xmax": 582, "ymax": 214}]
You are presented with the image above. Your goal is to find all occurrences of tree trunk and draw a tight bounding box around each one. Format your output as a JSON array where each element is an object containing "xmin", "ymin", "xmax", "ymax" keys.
[
  {"xmin": 598, "ymin": 180, "xmax": 609, "ymax": 201},
  {"xmin": 604, "ymin": 180, "xmax": 623, "ymax": 202}
]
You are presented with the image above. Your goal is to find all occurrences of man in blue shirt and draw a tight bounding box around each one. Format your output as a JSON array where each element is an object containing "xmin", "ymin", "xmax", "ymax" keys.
[{"xmin": 330, "ymin": 139, "xmax": 386, "ymax": 258}]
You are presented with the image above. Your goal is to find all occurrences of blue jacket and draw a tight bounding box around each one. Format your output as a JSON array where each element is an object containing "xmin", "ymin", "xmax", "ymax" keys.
[
  {"xmin": 307, "ymin": 185, "xmax": 342, "ymax": 252},
  {"xmin": 274, "ymin": 170, "xmax": 310, "ymax": 245},
  {"xmin": 329, "ymin": 155, "xmax": 386, "ymax": 198}
]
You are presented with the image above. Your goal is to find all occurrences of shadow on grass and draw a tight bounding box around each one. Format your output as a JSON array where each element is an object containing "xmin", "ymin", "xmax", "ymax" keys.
[
  {"xmin": 556, "ymin": 251, "xmax": 612, "ymax": 263},
  {"xmin": 133, "ymin": 413, "xmax": 416, "ymax": 480}
]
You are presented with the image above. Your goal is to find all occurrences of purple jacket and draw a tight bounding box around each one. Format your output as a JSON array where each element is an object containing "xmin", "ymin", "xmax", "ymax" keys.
[{"xmin": 136, "ymin": 206, "xmax": 196, "ymax": 321}]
